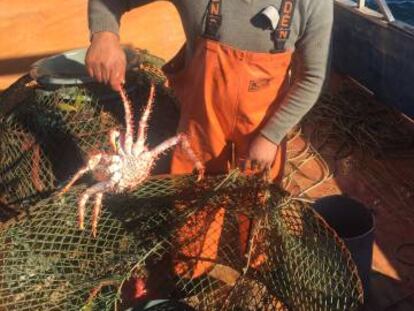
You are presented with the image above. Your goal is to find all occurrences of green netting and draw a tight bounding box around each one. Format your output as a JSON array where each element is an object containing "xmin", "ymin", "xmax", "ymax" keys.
[
  {"xmin": 0, "ymin": 49, "xmax": 178, "ymax": 206},
  {"xmin": 0, "ymin": 87, "xmax": 118, "ymax": 205},
  {"xmin": 0, "ymin": 172, "xmax": 363, "ymax": 310}
]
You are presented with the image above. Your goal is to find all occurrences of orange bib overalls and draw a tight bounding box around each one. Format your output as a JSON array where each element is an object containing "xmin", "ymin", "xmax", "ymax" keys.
[{"xmin": 163, "ymin": 0, "xmax": 296, "ymax": 278}]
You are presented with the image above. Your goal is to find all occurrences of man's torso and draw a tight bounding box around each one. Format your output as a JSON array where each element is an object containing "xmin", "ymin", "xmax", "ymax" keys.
[{"xmin": 171, "ymin": 0, "xmax": 308, "ymax": 53}]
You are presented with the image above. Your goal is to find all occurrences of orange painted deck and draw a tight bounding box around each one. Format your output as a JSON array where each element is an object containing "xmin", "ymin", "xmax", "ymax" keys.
[
  {"xmin": 0, "ymin": 0, "xmax": 184, "ymax": 90},
  {"xmin": 1, "ymin": 2, "xmax": 414, "ymax": 310},
  {"xmin": 285, "ymin": 106, "xmax": 414, "ymax": 310}
]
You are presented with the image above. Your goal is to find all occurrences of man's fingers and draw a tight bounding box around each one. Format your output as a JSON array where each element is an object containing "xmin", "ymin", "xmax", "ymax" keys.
[
  {"xmin": 118, "ymin": 59, "xmax": 126, "ymax": 84},
  {"xmin": 86, "ymin": 65, "xmax": 95, "ymax": 79},
  {"xmin": 243, "ymin": 159, "xmax": 252, "ymax": 172},
  {"xmin": 94, "ymin": 65, "xmax": 103, "ymax": 83},
  {"xmin": 250, "ymin": 160, "xmax": 259, "ymax": 171},
  {"xmin": 110, "ymin": 71, "xmax": 123, "ymax": 92},
  {"xmin": 110, "ymin": 79, "xmax": 121, "ymax": 92},
  {"xmin": 101, "ymin": 63, "xmax": 110, "ymax": 84},
  {"xmin": 244, "ymin": 158, "xmax": 272, "ymax": 175},
  {"xmin": 110, "ymin": 61, "xmax": 126, "ymax": 92},
  {"xmin": 253, "ymin": 160, "xmax": 269, "ymax": 173}
]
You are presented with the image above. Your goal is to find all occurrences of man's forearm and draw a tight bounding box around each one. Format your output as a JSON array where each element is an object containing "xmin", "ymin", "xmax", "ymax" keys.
[
  {"xmin": 261, "ymin": 0, "xmax": 334, "ymax": 145},
  {"xmin": 88, "ymin": 0, "xmax": 153, "ymax": 36},
  {"xmin": 260, "ymin": 66, "xmax": 330, "ymax": 144},
  {"xmin": 88, "ymin": 0, "xmax": 128, "ymax": 35}
]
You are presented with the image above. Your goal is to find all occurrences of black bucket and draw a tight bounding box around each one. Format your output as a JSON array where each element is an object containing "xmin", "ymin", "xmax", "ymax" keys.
[{"xmin": 313, "ymin": 195, "xmax": 375, "ymax": 301}]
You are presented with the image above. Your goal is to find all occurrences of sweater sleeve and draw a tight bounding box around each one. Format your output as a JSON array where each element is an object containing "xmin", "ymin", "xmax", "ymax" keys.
[
  {"xmin": 88, "ymin": 0, "xmax": 154, "ymax": 36},
  {"xmin": 260, "ymin": 0, "xmax": 334, "ymax": 144}
]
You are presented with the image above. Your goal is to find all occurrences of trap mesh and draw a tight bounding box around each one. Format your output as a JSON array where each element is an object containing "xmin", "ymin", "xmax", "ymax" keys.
[
  {"xmin": 0, "ymin": 49, "xmax": 177, "ymax": 206},
  {"xmin": 0, "ymin": 85, "xmax": 120, "ymax": 205},
  {"xmin": 0, "ymin": 172, "xmax": 363, "ymax": 310}
]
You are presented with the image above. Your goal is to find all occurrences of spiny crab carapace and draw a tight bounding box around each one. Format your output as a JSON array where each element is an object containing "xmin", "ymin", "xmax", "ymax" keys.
[{"xmin": 59, "ymin": 84, "xmax": 205, "ymax": 237}]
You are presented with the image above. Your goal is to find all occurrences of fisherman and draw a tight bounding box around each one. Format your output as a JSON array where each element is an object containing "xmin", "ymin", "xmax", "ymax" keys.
[{"xmin": 86, "ymin": 0, "xmax": 333, "ymax": 302}]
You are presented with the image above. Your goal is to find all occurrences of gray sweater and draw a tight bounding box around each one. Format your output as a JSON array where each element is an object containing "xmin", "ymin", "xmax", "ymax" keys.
[{"xmin": 88, "ymin": 0, "xmax": 333, "ymax": 144}]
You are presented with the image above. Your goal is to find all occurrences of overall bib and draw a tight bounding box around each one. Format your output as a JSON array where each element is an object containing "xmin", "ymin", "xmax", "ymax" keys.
[{"xmin": 163, "ymin": 0, "xmax": 296, "ymax": 278}]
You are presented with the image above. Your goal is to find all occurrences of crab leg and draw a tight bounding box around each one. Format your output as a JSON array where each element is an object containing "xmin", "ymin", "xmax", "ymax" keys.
[
  {"xmin": 150, "ymin": 135, "xmax": 182, "ymax": 157},
  {"xmin": 119, "ymin": 87, "xmax": 135, "ymax": 154},
  {"xmin": 133, "ymin": 84, "xmax": 155, "ymax": 155},
  {"xmin": 109, "ymin": 129, "xmax": 124, "ymax": 155},
  {"xmin": 91, "ymin": 192, "xmax": 104, "ymax": 238},
  {"xmin": 78, "ymin": 181, "xmax": 114, "ymax": 236},
  {"xmin": 59, "ymin": 154, "xmax": 102, "ymax": 195},
  {"xmin": 180, "ymin": 135, "xmax": 205, "ymax": 181},
  {"xmin": 150, "ymin": 134, "xmax": 204, "ymax": 180}
]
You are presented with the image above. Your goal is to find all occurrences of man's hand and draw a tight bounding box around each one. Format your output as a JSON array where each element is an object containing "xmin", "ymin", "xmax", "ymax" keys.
[
  {"xmin": 85, "ymin": 32, "xmax": 126, "ymax": 91},
  {"xmin": 246, "ymin": 134, "xmax": 278, "ymax": 172}
]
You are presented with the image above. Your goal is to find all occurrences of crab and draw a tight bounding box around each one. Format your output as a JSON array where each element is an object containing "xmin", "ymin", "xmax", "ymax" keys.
[{"xmin": 59, "ymin": 84, "xmax": 205, "ymax": 237}]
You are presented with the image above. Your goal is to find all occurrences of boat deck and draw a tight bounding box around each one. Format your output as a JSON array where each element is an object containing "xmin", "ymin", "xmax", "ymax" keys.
[{"xmin": 284, "ymin": 79, "xmax": 414, "ymax": 310}]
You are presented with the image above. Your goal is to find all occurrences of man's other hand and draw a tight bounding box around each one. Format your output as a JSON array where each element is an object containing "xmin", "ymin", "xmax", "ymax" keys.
[
  {"xmin": 85, "ymin": 32, "xmax": 126, "ymax": 92},
  {"xmin": 247, "ymin": 134, "xmax": 278, "ymax": 172}
]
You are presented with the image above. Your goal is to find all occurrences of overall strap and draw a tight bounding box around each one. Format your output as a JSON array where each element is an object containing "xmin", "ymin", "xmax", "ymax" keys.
[
  {"xmin": 203, "ymin": 0, "xmax": 223, "ymax": 40},
  {"xmin": 272, "ymin": 0, "xmax": 297, "ymax": 52}
]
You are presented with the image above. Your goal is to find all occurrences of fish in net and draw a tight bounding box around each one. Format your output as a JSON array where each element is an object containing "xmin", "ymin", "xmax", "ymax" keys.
[{"xmin": 0, "ymin": 171, "xmax": 364, "ymax": 310}]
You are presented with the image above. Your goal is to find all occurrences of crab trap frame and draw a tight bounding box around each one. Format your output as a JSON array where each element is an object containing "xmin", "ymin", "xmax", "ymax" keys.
[{"xmin": 0, "ymin": 172, "xmax": 363, "ymax": 311}]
